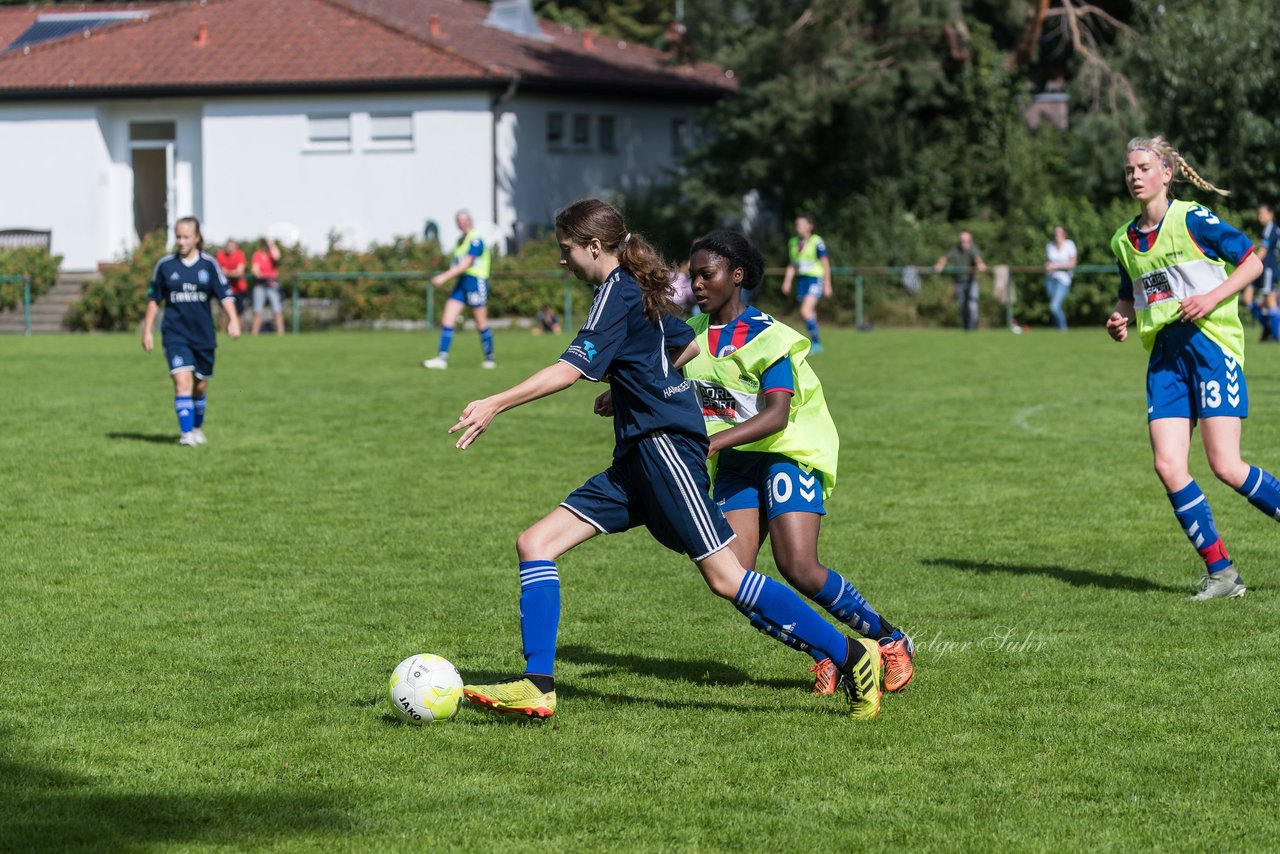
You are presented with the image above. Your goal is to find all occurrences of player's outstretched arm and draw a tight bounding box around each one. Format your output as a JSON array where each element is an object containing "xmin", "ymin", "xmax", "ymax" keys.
[{"xmin": 450, "ymin": 361, "xmax": 580, "ymax": 449}]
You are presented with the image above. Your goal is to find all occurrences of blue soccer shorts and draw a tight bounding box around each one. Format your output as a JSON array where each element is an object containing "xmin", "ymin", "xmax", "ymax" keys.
[
  {"xmin": 714, "ymin": 450, "xmax": 826, "ymax": 519},
  {"xmin": 1147, "ymin": 322, "xmax": 1247, "ymax": 421},
  {"xmin": 164, "ymin": 340, "xmax": 215, "ymax": 380},
  {"xmin": 795, "ymin": 276, "xmax": 824, "ymax": 302},
  {"xmin": 561, "ymin": 431, "xmax": 735, "ymax": 561},
  {"xmin": 449, "ymin": 275, "xmax": 489, "ymax": 308}
]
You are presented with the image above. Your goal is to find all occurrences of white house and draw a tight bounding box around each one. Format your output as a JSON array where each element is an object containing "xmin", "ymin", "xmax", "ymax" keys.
[{"xmin": 0, "ymin": 0, "xmax": 735, "ymax": 270}]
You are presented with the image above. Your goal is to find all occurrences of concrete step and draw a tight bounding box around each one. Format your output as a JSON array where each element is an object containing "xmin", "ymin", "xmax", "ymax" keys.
[{"xmin": 0, "ymin": 271, "xmax": 96, "ymax": 333}]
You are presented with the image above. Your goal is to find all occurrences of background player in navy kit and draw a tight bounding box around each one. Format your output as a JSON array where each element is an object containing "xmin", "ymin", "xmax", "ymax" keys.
[
  {"xmin": 1245, "ymin": 203, "xmax": 1279, "ymax": 341},
  {"xmin": 450, "ymin": 199, "xmax": 884, "ymax": 720},
  {"xmin": 141, "ymin": 217, "xmax": 240, "ymax": 446}
]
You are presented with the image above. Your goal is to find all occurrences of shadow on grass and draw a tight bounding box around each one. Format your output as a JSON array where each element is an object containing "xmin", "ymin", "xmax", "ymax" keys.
[
  {"xmin": 105, "ymin": 431, "xmax": 175, "ymax": 444},
  {"xmin": 555, "ymin": 644, "xmax": 766, "ymax": 687},
  {"xmin": 0, "ymin": 756, "xmax": 349, "ymax": 850},
  {"xmin": 925, "ymin": 557, "xmax": 1186, "ymax": 594}
]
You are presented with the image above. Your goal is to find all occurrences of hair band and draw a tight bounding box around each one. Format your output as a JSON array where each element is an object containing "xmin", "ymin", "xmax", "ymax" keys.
[{"xmin": 624, "ymin": 232, "xmax": 632, "ymax": 243}]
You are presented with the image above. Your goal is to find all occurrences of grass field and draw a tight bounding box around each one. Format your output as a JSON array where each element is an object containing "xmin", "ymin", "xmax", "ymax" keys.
[{"xmin": 2, "ymin": 326, "xmax": 1278, "ymax": 851}]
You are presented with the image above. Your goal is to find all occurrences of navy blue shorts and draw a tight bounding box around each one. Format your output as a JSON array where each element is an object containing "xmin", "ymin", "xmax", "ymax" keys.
[
  {"xmin": 1148, "ymin": 323, "xmax": 1247, "ymax": 421},
  {"xmin": 448, "ymin": 275, "xmax": 489, "ymax": 308},
  {"xmin": 561, "ymin": 432, "xmax": 735, "ymax": 561},
  {"xmin": 164, "ymin": 340, "xmax": 215, "ymax": 380}
]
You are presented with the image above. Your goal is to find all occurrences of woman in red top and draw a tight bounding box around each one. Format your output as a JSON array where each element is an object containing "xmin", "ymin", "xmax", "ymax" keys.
[
  {"xmin": 250, "ymin": 237, "xmax": 284, "ymax": 335},
  {"xmin": 216, "ymin": 239, "xmax": 247, "ymax": 333}
]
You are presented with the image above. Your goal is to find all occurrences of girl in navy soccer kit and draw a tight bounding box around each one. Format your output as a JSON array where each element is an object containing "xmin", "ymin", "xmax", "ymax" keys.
[
  {"xmin": 141, "ymin": 217, "xmax": 240, "ymax": 446},
  {"xmin": 1106, "ymin": 136, "xmax": 1280, "ymax": 600},
  {"xmin": 450, "ymin": 199, "xmax": 883, "ymax": 719}
]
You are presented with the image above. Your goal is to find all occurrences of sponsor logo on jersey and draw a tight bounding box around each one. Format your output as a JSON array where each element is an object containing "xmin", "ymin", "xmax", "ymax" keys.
[
  {"xmin": 662, "ymin": 379, "xmax": 691, "ymax": 399},
  {"xmin": 696, "ymin": 383, "xmax": 737, "ymax": 416},
  {"xmin": 1140, "ymin": 269, "xmax": 1173, "ymax": 304}
]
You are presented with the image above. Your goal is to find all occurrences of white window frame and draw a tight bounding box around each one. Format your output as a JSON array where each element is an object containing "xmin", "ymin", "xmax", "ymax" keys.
[
  {"xmin": 367, "ymin": 113, "xmax": 414, "ymax": 152},
  {"xmin": 305, "ymin": 114, "xmax": 352, "ymax": 153}
]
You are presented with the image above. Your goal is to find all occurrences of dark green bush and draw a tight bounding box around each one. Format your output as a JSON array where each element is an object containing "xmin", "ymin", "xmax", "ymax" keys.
[{"xmin": 0, "ymin": 247, "xmax": 61, "ymax": 312}]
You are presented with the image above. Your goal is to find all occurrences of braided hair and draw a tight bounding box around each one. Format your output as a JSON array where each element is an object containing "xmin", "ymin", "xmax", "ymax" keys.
[
  {"xmin": 689, "ymin": 230, "xmax": 766, "ymax": 292},
  {"xmin": 1127, "ymin": 135, "xmax": 1231, "ymax": 198}
]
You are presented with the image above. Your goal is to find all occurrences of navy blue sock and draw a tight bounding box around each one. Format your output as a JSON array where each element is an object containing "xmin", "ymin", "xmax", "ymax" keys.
[
  {"xmin": 1237, "ymin": 465, "xmax": 1280, "ymax": 522},
  {"xmin": 479, "ymin": 327, "xmax": 494, "ymax": 360},
  {"xmin": 175, "ymin": 396, "xmax": 194, "ymax": 434},
  {"xmin": 1270, "ymin": 309, "xmax": 1279, "ymax": 342},
  {"xmin": 813, "ymin": 568, "xmax": 888, "ymax": 639},
  {"xmin": 518, "ymin": 560, "xmax": 560, "ymax": 676},
  {"xmin": 193, "ymin": 396, "xmax": 207, "ymax": 429},
  {"xmin": 805, "ymin": 317, "xmax": 820, "ymax": 344},
  {"xmin": 1168, "ymin": 480, "xmax": 1232, "ymax": 573},
  {"xmin": 1251, "ymin": 302, "xmax": 1265, "ymax": 327},
  {"xmin": 735, "ymin": 571, "xmax": 848, "ymax": 668},
  {"xmin": 437, "ymin": 326, "xmax": 455, "ymax": 357}
]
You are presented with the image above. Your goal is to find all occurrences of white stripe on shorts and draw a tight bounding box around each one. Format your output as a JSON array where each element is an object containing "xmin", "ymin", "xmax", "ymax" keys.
[{"xmin": 651, "ymin": 433, "xmax": 726, "ymax": 557}]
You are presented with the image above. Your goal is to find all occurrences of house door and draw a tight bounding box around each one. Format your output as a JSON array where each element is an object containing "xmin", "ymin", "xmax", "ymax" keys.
[{"xmin": 130, "ymin": 121, "xmax": 177, "ymax": 243}]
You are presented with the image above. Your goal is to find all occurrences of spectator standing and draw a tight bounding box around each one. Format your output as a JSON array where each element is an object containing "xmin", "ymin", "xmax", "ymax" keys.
[
  {"xmin": 250, "ymin": 237, "xmax": 285, "ymax": 335},
  {"xmin": 780, "ymin": 214, "xmax": 832, "ymax": 353},
  {"xmin": 934, "ymin": 231, "xmax": 988, "ymax": 331},
  {"xmin": 216, "ymin": 239, "xmax": 248, "ymax": 333},
  {"xmin": 1044, "ymin": 225, "xmax": 1078, "ymax": 331}
]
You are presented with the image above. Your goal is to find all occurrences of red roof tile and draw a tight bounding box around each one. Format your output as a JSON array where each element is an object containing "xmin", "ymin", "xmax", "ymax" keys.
[{"xmin": 0, "ymin": 0, "xmax": 733, "ymax": 98}]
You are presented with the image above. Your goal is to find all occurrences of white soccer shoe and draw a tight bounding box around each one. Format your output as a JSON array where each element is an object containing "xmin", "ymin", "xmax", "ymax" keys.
[
  {"xmin": 423, "ymin": 356, "xmax": 449, "ymax": 369},
  {"xmin": 191, "ymin": 428, "xmax": 208, "ymax": 445},
  {"xmin": 179, "ymin": 432, "xmax": 199, "ymax": 447},
  {"xmin": 481, "ymin": 360, "xmax": 497, "ymax": 369}
]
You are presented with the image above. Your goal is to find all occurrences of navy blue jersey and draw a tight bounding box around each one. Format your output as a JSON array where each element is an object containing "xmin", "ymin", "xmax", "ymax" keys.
[
  {"xmin": 1262, "ymin": 221, "xmax": 1280, "ymax": 274},
  {"xmin": 148, "ymin": 253, "xmax": 231, "ymax": 348},
  {"xmin": 1117, "ymin": 205, "xmax": 1254, "ymax": 299},
  {"xmin": 560, "ymin": 266, "xmax": 704, "ymax": 458}
]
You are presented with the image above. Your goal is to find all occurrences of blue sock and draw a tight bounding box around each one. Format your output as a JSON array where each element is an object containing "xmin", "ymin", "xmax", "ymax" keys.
[
  {"xmin": 1237, "ymin": 465, "xmax": 1280, "ymax": 522},
  {"xmin": 193, "ymin": 396, "xmax": 207, "ymax": 429},
  {"xmin": 1269, "ymin": 308, "xmax": 1279, "ymax": 341},
  {"xmin": 813, "ymin": 568, "xmax": 885, "ymax": 639},
  {"xmin": 738, "ymin": 606, "xmax": 825, "ymax": 663},
  {"xmin": 805, "ymin": 317, "xmax": 820, "ymax": 344},
  {"xmin": 735, "ymin": 571, "xmax": 847, "ymax": 668},
  {"xmin": 175, "ymin": 396, "xmax": 194, "ymax": 434},
  {"xmin": 518, "ymin": 560, "xmax": 560, "ymax": 676},
  {"xmin": 1168, "ymin": 481, "xmax": 1232, "ymax": 573},
  {"xmin": 437, "ymin": 326, "xmax": 455, "ymax": 357},
  {"xmin": 479, "ymin": 327, "xmax": 494, "ymax": 360},
  {"xmin": 1251, "ymin": 303, "xmax": 1265, "ymax": 327}
]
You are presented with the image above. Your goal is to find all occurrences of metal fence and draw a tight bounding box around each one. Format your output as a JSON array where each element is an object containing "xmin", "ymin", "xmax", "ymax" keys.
[{"xmin": 1, "ymin": 274, "xmax": 33, "ymax": 335}]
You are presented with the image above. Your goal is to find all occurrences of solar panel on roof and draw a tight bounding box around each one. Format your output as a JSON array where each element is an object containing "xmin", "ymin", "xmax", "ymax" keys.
[{"xmin": 6, "ymin": 11, "xmax": 149, "ymax": 53}]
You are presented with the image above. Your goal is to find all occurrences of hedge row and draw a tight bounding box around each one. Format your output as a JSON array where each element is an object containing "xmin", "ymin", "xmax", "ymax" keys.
[{"xmin": 0, "ymin": 248, "xmax": 62, "ymax": 313}]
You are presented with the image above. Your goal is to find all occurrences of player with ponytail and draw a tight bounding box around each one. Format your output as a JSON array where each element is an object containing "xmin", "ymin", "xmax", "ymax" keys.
[
  {"xmin": 449, "ymin": 199, "xmax": 884, "ymax": 719},
  {"xmin": 1107, "ymin": 135, "xmax": 1279, "ymax": 600}
]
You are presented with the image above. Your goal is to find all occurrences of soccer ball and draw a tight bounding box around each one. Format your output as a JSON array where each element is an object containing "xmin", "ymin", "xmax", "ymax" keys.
[{"xmin": 388, "ymin": 654, "xmax": 464, "ymax": 724}]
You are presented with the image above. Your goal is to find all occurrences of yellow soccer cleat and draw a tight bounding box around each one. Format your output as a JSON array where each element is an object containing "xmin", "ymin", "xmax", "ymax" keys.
[
  {"xmin": 838, "ymin": 638, "xmax": 883, "ymax": 720},
  {"xmin": 463, "ymin": 676, "xmax": 556, "ymax": 719}
]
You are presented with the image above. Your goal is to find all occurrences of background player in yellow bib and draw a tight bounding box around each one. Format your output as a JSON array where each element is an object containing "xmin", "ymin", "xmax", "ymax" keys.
[
  {"xmin": 679, "ymin": 230, "xmax": 915, "ymax": 693},
  {"xmin": 1106, "ymin": 135, "xmax": 1280, "ymax": 600},
  {"xmin": 780, "ymin": 213, "xmax": 831, "ymax": 353},
  {"xmin": 424, "ymin": 210, "xmax": 496, "ymax": 369}
]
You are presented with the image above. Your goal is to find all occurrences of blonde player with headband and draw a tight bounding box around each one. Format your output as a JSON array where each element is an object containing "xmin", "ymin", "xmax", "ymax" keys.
[{"xmin": 1107, "ymin": 135, "xmax": 1280, "ymax": 600}]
